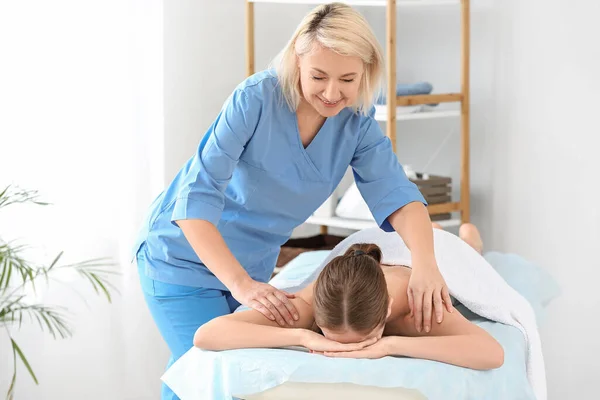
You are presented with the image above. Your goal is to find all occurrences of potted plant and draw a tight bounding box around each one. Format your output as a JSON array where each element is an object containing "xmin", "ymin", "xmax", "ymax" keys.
[{"xmin": 0, "ymin": 185, "xmax": 117, "ymax": 399}]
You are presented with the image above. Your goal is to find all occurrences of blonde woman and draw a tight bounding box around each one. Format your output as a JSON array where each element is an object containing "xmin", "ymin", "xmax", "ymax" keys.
[{"xmin": 134, "ymin": 3, "xmax": 452, "ymax": 398}]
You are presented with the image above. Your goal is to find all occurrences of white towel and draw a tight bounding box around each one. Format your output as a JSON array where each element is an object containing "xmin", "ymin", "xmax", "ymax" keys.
[{"xmin": 312, "ymin": 228, "xmax": 547, "ymax": 400}]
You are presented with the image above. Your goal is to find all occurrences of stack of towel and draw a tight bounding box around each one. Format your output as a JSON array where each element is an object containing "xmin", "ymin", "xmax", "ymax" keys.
[{"xmin": 375, "ymin": 81, "xmax": 437, "ymax": 105}]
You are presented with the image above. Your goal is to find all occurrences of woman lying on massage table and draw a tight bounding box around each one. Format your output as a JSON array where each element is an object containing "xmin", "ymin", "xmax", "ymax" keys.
[{"xmin": 193, "ymin": 223, "xmax": 504, "ymax": 370}]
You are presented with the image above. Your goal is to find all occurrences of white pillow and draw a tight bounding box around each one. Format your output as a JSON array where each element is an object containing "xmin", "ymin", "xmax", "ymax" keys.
[
  {"xmin": 334, "ymin": 182, "xmax": 375, "ymax": 221},
  {"xmin": 312, "ymin": 194, "xmax": 336, "ymax": 218}
]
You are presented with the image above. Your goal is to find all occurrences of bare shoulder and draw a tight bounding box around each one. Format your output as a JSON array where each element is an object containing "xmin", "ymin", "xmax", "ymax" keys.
[
  {"xmin": 381, "ymin": 266, "xmax": 481, "ymax": 337},
  {"xmin": 295, "ymin": 281, "xmax": 316, "ymax": 305},
  {"xmin": 383, "ymin": 266, "xmax": 412, "ymax": 316}
]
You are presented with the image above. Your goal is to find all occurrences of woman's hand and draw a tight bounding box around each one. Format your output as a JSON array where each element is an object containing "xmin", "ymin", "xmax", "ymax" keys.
[
  {"xmin": 322, "ymin": 336, "xmax": 392, "ymax": 359},
  {"xmin": 408, "ymin": 260, "xmax": 453, "ymax": 333},
  {"xmin": 231, "ymin": 278, "xmax": 299, "ymax": 326},
  {"xmin": 301, "ymin": 330, "xmax": 378, "ymax": 353}
]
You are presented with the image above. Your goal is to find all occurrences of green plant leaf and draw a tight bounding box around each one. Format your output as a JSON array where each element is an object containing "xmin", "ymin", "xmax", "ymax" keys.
[
  {"xmin": 0, "ymin": 185, "xmax": 9, "ymax": 200},
  {"xmin": 92, "ymin": 274, "xmax": 111, "ymax": 303},
  {"xmin": 1, "ymin": 299, "xmax": 72, "ymax": 339},
  {"xmin": 7, "ymin": 351, "xmax": 17, "ymax": 400},
  {"xmin": 56, "ymin": 258, "xmax": 119, "ymax": 303},
  {"xmin": 0, "ymin": 256, "xmax": 10, "ymax": 292},
  {"xmin": 11, "ymin": 339, "xmax": 38, "ymax": 385},
  {"xmin": 1, "ymin": 184, "xmax": 118, "ymax": 398},
  {"xmin": 0, "ymin": 242, "xmax": 42, "ymax": 294},
  {"xmin": 0, "ymin": 185, "xmax": 49, "ymax": 210},
  {"xmin": 0, "ymin": 295, "xmax": 26, "ymax": 318},
  {"xmin": 48, "ymin": 251, "xmax": 63, "ymax": 271}
]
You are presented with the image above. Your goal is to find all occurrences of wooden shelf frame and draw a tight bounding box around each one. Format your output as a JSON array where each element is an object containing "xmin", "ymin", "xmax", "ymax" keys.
[
  {"xmin": 245, "ymin": 0, "xmax": 471, "ymax": 232},
  {"xmin": 248, "ymin": 0, "xmax": 460, "ymax": 7}
]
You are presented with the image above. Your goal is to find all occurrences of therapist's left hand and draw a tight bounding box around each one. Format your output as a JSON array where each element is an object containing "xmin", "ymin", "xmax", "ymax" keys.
[{"xmin": 408, "ymin": 260, "xmax": 453, "ymax": 333}]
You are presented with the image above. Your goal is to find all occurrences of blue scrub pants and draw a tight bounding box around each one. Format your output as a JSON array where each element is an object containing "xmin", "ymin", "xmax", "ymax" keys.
[{"xmin": 136, "ymin": 245, "xmax": 240, "ymax": 400}]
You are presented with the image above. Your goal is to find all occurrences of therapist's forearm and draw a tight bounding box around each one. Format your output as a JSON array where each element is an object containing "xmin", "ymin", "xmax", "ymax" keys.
[
  {"xmin": 388, "ymin": 202, "xmax": 436, "ymax": 267},
  {"xmin": 175, "ymin": 219, "xmax": 251, "ymax": 290}
]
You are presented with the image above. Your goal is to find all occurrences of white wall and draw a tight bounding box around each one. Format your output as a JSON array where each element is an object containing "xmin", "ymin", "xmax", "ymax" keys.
[
  {"xmin": 487, "ymin": 1, "xmax": 600, "ymax": 398},
  {"xmin": 163, "ymin": 0, "xmax": 315, "ymax": 183},
  {"xmin": 0, "ymin": 1, "xmax": 168, "ymax": 399},
  {"xmin": 0, "ymin": 1, "xmax": 132, "ymax": 396}
]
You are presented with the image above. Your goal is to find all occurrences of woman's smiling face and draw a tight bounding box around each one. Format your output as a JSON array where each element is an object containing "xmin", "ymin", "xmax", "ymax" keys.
[{"xmin": 297, "ymin": 44, "xmax": 364, "ymax": 117}]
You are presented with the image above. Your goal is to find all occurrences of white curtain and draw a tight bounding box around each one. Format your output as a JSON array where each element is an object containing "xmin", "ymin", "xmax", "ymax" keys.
[{"xmin": 0, "ymin": 1, "xmax": 168, "ymax": 398}]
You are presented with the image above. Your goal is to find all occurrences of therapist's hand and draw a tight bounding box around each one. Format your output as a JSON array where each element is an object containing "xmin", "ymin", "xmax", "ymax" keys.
[
  {"xmin": 408, "ymin": 260, "xmax": 453, "ymax": 333},
  {"xmin": 231, "ymin": 278, "xmax": 299, "ymax": 326}
]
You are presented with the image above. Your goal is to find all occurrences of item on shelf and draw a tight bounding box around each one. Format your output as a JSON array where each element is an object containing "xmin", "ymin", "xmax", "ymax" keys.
[
  {"xmin": 403, "ymin": 164, "xmax": 418, "ymax": 179},
  {"xmin": 312, "ymin": 194, "xmax": 336, "ymax": 218},
  {"xmin": 409, "ymin": 173, "xmax": 453, "ymax": 221},
  {"xmin": 335, "ymin": 182, "xmax": 373, "ymax": 221},
  {"xmin": 334, "ymin": 172, "xmax": 454, "ymax": 223},
  {"xmin": 372, "ymin": 104, "xmax": 450, "ymax": 122},
  {"xmin": 374, "ymin": 81, "xmax": 434, "ymax": 105}
]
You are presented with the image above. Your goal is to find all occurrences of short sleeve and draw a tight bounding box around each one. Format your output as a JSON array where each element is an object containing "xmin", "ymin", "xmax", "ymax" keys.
[
  {"xmin": 171, "ymin": 87, "xmax": 261, "ymax": 226},
  {"xmin": 351, "ymin": 108, "xmax": 427, "ymax": 232}
]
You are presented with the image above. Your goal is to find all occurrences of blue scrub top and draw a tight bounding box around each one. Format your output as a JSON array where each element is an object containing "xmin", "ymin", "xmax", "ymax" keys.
[{"xmin": 133, "ymin": 70, "xmax": 427, "ymax": 290}]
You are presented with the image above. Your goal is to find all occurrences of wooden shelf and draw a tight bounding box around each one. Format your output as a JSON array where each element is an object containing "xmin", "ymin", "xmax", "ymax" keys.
[
  {"xmin": 396, "ymin": 93, "xmax": 462, "ymax": 107},
  {"xmin": 249, "ymin": 0, "xmax": 460, "ymax": 7},
  {"xmin": 428, "ymin": 201, "xmax": 462, "ymax": 214},
  {"xmin": 373, "ymin": 105, "xmax": 460, "ymax": 122},
  {"xmin": 305, "ymin": 215, "xmax": 461, "ymax": 230}
]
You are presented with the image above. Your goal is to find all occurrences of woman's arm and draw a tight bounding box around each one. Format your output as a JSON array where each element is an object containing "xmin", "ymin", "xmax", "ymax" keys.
[
  {"xmin": 388, "ymin": 203, "xmax": 454, "ymax": 332},
  {"xmin": 193, "ymin": 296, "xmax": 314, "ymax": 350},
  {"xmin": 395, "ymin": 305, "xmax": 503, "ymax": 369},
  {"xmin": 171, "ymin": 88, "xmax": 298, "ymax": 326},
  {"xmin": 326, "ymin": 308, "xmax": 504, "ymax": 370},
  {"xmin": 383, "ymin": 332, "xmax": 504, "ymax": 370},
  {"xmin": 193, "ymin": 294, "xmax": 377, "ymax": 353},
  {"xmin": 177, "ymin": 219, "xmax": 298, "ymax": 326},
  {"xmin": 348, "ymin": 111, "xmax": 452, "ymax": 332},
  {"xmin": 176, "ymin": 219, "xmax": 251, "ymax": 295}
]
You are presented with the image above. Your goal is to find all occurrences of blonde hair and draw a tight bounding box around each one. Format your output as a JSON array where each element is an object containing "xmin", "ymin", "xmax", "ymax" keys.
[{"xmin": 272, "ymin": 2, "xmax": 384, "ymax": 115}]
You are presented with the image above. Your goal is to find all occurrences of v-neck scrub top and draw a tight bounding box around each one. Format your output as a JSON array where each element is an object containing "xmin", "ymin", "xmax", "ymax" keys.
[{"xmin": 133, "ymin": 70, "xmax": 427, "ymax": 290}]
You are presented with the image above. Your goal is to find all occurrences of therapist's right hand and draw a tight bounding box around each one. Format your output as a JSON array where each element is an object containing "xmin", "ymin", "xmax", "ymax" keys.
[{"xmin": 231, "ymin": 278, "xmax": 299, "ymax": 326}]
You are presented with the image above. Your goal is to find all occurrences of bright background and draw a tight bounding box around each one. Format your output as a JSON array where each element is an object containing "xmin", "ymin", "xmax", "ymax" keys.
[{"xmin": 0, "ymin": 0, "xmax": 598, "ymax": 398}]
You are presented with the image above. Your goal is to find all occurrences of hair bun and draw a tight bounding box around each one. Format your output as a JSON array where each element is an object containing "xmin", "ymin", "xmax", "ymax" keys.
[{"xmin": 344, "ymin": 243, "xmax": 382, "ymax": 264}]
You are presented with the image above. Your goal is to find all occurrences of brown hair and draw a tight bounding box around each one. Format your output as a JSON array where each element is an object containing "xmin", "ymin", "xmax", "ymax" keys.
[{"xmin": 313, "ymin": 243, "xmax": 389, "ymax": 333}]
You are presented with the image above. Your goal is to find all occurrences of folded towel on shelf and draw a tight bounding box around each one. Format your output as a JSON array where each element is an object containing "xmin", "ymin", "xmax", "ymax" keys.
[{"xmin": 375, "ymin": 81, "xmax": 434, "ymax": 105}]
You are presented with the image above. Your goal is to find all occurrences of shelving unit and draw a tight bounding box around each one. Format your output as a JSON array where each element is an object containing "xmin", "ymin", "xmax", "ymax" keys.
[
  {"xmin": 306, "ymin": 215, "xmax": 462, "ymax": 230},
  {"xmin": 373, "ymin": 105, "xmax": 460, "ymax": 122},
  {"xmin": 245, "ymin": 0, "xmax": 470, "ymax": 233}
]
